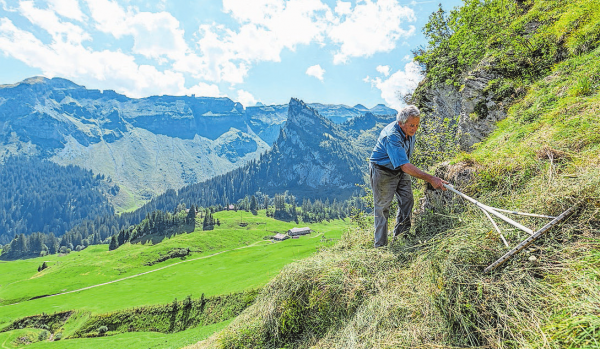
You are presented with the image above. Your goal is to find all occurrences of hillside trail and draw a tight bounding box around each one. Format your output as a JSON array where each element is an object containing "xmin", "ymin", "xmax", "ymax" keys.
[{"xmin": 1, "ymin": 239, "xmax": 275, "ymax": 308}]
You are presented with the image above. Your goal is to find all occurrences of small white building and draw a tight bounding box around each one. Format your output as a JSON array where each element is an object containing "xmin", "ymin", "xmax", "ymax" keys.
[
  {"xmin": 273, "ymin": 233, "xmax": 289, "ymax": 241},
  {"xmin": 287, "ymin": 227, "xmax": 311, "ymax": 236}
]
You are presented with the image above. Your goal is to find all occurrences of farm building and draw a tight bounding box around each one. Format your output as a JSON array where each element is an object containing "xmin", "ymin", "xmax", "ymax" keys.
[
  {"xmin": 287, "ymin": 227, "xmax": 311, "ymax": 236},
  {"xmin": 273, "ymin": 233, "xmax": 289, "ymax": 241}
]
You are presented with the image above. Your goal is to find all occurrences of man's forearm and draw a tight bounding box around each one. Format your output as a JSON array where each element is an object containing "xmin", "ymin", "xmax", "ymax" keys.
[
  {"xmin": 400, "ymin": 163, "xmax": 448, "ymax": 190},
  {"xmin": 400, "ymin": 163, "xmax": 434, "ymax": 182}
]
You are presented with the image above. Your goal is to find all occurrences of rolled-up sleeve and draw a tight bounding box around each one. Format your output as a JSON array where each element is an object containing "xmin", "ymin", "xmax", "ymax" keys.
[{"xmin": 385, "ymin": 133, "xmax": 409, "ymax": 169}]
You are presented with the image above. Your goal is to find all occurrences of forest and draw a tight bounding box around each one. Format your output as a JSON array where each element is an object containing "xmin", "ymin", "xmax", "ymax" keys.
[{"xmin": 0, "ymin": 157, "xmax": 115, "ymax": 245}]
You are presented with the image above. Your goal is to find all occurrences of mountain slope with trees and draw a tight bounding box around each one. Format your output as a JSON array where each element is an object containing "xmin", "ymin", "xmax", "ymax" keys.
[
  {"xmin": 0, "ymin": 157, "xmax": 114, "ymax": 246},
  {"xmin": 122, "ymin": 98, "xmax": 369, "ymax": 215}
]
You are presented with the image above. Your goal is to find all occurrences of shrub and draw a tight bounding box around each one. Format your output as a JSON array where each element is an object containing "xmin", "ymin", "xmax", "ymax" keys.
[{"xmin": 38, "ymin": 330, "xmax": 49, "ymax": 341}]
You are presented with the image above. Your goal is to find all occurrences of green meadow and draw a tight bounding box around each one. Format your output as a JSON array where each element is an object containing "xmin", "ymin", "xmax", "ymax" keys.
[
  {"xmin": 0, "ymin": 210, "xmax": 350, "ymax": 348},
  {"xmin": 0, "ymin": 320, "xmax": 231, "ymax": 349}
]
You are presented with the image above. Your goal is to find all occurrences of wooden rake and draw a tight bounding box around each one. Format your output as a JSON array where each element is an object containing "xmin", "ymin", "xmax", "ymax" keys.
[{"xmin": 442, "ymin": 184, "xmax": 579, "ymax": 273}]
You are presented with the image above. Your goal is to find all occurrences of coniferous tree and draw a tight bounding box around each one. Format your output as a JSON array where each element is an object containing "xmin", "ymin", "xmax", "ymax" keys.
[
  {"xmin": 109, "ymin": 235, "xmax": 118, "ymax": 251},
  {"xmin": 186, "ymin": 205, "xmax": 196, "ymax": 223}
]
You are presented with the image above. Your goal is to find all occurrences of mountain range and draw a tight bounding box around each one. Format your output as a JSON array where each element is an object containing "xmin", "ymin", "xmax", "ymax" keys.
[
  {"xmin": 0, "ymin": 77, "xmax": 396, "ymax": 210},
  {"xmin": 106, "ymin": 98, "xmax": 396, "ymax": 219}
]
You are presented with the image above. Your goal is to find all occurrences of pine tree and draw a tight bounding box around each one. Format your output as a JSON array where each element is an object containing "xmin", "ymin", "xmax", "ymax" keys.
[
  {"xmin": 250, "ymin": 195, "xmax": 258, "ymax": 213},
  {"xmin": 109, "ymin": 235, "xmax": 118, "ymax": 251},
  {"xmin": 187, "ymin": 205, "xmax": 196, "ymax": 223}
]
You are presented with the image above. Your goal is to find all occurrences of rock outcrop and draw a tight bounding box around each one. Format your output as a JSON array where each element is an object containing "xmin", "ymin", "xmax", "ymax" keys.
[
  {"xmin": 414, "ymin": 59, "xmax": 507, "ymax": 151},
  {"xmin": 274, "ymin": 98, "xmax": 364, "ymax": 191}
]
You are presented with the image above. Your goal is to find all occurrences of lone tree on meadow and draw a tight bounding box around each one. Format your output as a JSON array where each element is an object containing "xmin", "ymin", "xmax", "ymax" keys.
[{"xmin": 109, "ymin": 235, "xmax": 118, "ymax": 251}]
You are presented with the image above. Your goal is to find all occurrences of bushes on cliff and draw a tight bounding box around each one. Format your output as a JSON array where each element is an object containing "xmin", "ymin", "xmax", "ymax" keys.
[{"xmin": 415, "ymin": 0, "xmax": 600, "ymax": 89}]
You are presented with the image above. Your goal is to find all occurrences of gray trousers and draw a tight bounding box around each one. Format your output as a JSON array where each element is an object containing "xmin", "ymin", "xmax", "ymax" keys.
[{"xmin": 370, "ymin": 163, "xmax": 414, "ymax": 247}]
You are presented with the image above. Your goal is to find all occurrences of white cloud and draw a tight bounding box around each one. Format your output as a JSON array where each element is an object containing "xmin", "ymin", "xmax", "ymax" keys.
[
  {"xmin": 1, "ymin": 0, "xmax": 14, "ymax": 11},
  {"xmin": 222, "ymin": 0, "xmax": 285, "ymax": 25},
  {"xmin": 194, "ymin": 0, "xmax": 331, "ymax": 83},
  {"xmin": 328, "ymin": 0, "xmax": 416, "ymax": 64},
  {"xmin": 365, "ymin": 61, "xmax": 423, "ymax": 110},
  {"xmin": 185, "ymin": 82, "xmax": 222, "ymax": 97},
  {"xmin": 47, "ymin": 0, "xmax": 85, "ymax": 21},
  {"xmin": 0, "ymin": 17, "xmax": 196, "ymax": 98},
  {"xmin": 334, "ymin": 1, "xmax": 352, "ymax": 15},
  {"xmin": 84, "ymin": 0, "xmax": 129, "ymax": 37},
  {"xmin": 85, "ymin": 0, "xmax": 188, "ymax": 60},
  {"xmin": 236, "ymin": 89, "xmax": 257, "ymax": 107},
  {"xmin": 306, "ymin": 64, "xmax": 325, "ymax": 81},
  {"xmin": 128, "ymin": 12, "xmax": 188, "ymax": 60},
  {"xmin": 376, "ymin": 65, "xmax": 390, "ymax": 76},
  {"xmin": 19, "ymin": 0, "xmax": 90, "ymax": 44},
  {"xmin": 5, "ymin": 2, "xmax": 192, "ymax": 97}
]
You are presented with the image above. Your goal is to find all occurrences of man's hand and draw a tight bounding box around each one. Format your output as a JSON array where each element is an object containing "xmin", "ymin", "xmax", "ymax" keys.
[{"xmin": 429, "ymin": 177, "xmax": 449, "ymax": 190}]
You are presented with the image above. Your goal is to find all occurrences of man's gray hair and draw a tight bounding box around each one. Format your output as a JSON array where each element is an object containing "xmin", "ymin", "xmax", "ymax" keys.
[{"xmin": 396, "ymin": 105, "xmax": 421, "ymax": 124}]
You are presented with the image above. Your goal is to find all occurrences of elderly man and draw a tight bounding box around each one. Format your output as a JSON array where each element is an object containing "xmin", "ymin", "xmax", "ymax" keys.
[{"xmin": 369, "ymin": 105, "xmax": 448, "ymax": 248}]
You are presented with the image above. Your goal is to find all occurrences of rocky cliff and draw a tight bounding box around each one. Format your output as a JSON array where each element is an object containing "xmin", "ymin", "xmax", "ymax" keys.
[
  {"xmin": 412, "ymin": 59, "xmax": 508, "ymax": 151},
  {"xmin": 272, "ymin": 98, "xmax": 365, "ymax": 192}
]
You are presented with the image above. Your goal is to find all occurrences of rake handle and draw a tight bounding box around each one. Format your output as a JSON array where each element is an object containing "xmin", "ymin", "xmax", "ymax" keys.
[{"xmin": 483, "ymin": 202, "xmax": 580, "ymax": 273}]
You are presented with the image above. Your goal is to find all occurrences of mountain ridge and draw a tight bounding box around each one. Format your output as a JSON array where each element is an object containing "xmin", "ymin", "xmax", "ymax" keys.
[
  {"xmin": 133, "ymin": 97, "xmax": 369, "ymax": 216},
  {"xmin": 0, "ymin": 76, "xmax": 396, "ymax": 210}
]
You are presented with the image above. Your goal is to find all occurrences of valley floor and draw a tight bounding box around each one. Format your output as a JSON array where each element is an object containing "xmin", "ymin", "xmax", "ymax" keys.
[{"xmin": 0, "ymin": 210, "xmax": 349, "ymax": 348}]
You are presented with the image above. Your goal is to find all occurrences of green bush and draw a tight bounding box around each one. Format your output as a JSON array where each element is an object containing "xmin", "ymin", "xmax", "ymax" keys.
[{"xmin": 38, "ymin": 330, "xmax": 49, "ymax": 341}]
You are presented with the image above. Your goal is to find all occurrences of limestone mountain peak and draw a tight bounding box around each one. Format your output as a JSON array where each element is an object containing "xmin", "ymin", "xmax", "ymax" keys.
[{"xmin": 287, "ymin": 97, "xmax": 332, "ymax": 129}]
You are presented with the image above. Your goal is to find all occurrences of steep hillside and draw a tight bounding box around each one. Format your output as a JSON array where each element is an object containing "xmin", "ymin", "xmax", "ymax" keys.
[
  {"xmin": 188, "ymin": 1, "xmax": 600, "ymax": 348},
  {"xmin": 0, "ymin": 157, "xmax": 114, "ymax": 246}
]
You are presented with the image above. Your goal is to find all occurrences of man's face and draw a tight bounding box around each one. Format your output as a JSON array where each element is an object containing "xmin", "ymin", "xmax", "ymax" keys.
[{"xmin": 399, "ymin": 116, "xmax": 420, "ymax": 137}]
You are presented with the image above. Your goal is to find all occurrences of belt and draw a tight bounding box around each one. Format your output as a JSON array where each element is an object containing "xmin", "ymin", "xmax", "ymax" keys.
[{"xmin": 371, "ymin": 163, "xmax": 403, "ymax": 175}]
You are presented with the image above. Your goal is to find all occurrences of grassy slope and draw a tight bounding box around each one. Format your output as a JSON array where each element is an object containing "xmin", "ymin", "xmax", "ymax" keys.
[
  {"xmin": 0, "ymin": 210, "xmax": 349, "ymax": 348},
  {"xmin": 189, "ymin": 2, "xmax": 600, "ymax": 348},
  {"xmin": 0, "ymin": 320, "xmax": 231, "ymax": 349}
]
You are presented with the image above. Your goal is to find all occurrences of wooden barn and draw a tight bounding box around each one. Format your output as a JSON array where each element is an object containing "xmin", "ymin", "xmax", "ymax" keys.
[
  {"xmin": 273, "ymin": 233, "xmax": 289, "ymax": 241},
  {"xmin": 287, "ymin": 227, "xmax": 311, "ymax": 236}
]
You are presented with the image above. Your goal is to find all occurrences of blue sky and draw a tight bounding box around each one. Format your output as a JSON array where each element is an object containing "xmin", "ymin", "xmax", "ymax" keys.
[{"xmin": 0, "ymin": 0, "xmax": 462, "ymax": 110}]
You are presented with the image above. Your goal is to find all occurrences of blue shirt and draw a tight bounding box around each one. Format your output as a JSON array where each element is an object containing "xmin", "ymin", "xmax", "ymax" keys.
[{"xmin": 370, "ymin": 121, "xmax": 415, "ymax": 170}]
